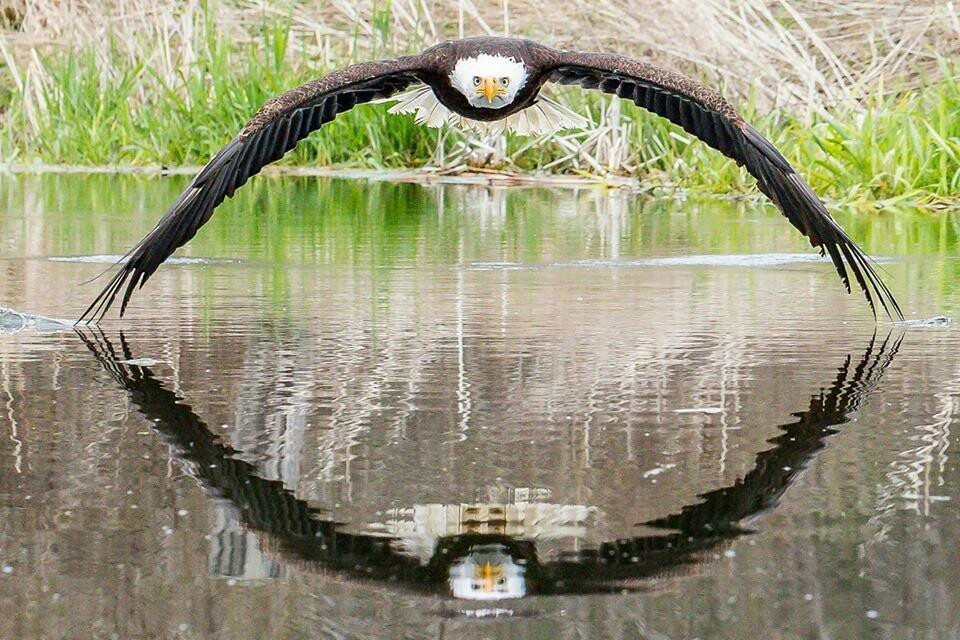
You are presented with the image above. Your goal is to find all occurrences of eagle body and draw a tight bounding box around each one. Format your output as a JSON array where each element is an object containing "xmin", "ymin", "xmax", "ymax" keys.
[
  {"xmin": 79, "ymin": 36, "xmax": 902, "ymax": 322},
  {"xmin": 412, "ymin": 38, "xmax": 551, "ymax": 121}
]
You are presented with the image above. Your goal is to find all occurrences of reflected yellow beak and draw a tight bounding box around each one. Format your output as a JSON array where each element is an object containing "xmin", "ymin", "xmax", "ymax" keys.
[
  {"xmin": 481, "ymin": 77, "xmax": 499, "ymax": 103},
  {"xmin": 481, "ymin": 562, "xmax": 497, "ymax": 591}
]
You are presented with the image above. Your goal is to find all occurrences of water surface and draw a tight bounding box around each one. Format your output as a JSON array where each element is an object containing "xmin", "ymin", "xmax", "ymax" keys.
[{"xmin": 1, "ymin": 174, "xmax": 959, "ymax": 638}]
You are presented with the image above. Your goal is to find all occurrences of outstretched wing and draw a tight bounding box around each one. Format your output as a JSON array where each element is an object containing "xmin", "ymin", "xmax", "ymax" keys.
[
  {"xmin": 79, "ymin": 51, "xmax": 442, "ymax": 322},
  {"xmin": 544, "ymin": 51, "xmax": 901, "ymax": 319}
]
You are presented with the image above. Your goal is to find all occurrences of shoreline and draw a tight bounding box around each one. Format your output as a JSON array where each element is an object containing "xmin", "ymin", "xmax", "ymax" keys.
[
  {"xmin": 0, "ymin": 163, "xmax": 648, "ymax": 190},
  {"xmin": 3, "ymin": 164, "xmax": 958, "ymax": 209}
]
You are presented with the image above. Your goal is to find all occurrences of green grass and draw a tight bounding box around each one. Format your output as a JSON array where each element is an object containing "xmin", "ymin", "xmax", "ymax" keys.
[{"xmin": 1, "ymin": 16, "xmax": 958, "ymax": 207}]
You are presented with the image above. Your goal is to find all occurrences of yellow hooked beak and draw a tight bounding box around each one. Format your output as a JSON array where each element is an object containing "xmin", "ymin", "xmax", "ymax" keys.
[{"xmin": 479, "ymin": 77, "xmax": 505, "ymax": 103}]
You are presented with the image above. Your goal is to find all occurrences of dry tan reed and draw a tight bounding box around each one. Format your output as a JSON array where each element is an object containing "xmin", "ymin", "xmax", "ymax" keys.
[
  {"xmin": 0, "ymin": 0, "xmax": 957, "ymax": 174},
  {"xmin": 6, "ymin": 0, "xmax": 956, "ymax": 105}
]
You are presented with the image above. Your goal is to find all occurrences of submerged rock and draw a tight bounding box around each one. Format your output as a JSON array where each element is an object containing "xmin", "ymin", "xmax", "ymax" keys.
[{"xmin": 119, "ymin": 358, "xmax": 162, "ymax": 366}]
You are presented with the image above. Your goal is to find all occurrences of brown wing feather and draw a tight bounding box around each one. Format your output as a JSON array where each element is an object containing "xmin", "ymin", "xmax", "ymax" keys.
[
  {"xmin": 79, "ymin": 52, "xmax": 442, "ymax": 322},
  {"xmin": 544, "ymin": 51, "xmax": 901, "ymax": 319}
]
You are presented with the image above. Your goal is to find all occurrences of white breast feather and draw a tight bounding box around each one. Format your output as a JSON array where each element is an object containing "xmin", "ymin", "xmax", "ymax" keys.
[{"xmin": 386, "ymin": 86, "xmax": 589, "ymax": 136}]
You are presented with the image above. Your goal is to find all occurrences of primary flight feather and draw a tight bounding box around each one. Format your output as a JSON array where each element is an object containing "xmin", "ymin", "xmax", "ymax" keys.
[{"xmin": 79, "ymin": 36, "xmax": 901, "ymax": 322}]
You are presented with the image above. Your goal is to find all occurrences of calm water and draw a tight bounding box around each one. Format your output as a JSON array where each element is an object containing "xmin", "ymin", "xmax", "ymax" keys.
[{"xmin": 1, "ymin": 173, "xmax": 959, "ymax": 639}]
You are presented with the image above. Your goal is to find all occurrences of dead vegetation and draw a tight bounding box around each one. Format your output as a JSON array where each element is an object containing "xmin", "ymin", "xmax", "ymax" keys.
[
  {"xmin": 5, "ymin": 0, "xmax": 957, "ymax": 108},
  {"xmin": 0, "ymin": 0, "xmax": 958, "ymax": 188}
]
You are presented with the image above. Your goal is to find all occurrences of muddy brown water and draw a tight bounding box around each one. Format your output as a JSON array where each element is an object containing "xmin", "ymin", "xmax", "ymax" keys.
[{"xmin": 1, "ymin": 174, "xmax": 958, "ymax": 638}]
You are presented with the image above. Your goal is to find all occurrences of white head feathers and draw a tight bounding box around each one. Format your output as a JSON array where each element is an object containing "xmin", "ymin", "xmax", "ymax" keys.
[{"xmin": 448, "ymin": 54, "xmax": 527, "ymax": 109}]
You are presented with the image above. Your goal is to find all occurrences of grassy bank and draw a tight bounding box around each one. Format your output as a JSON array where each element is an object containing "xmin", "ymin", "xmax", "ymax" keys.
[{"xmin": 1, "ymin": 2, "xmax": 958, "ymax": 207}]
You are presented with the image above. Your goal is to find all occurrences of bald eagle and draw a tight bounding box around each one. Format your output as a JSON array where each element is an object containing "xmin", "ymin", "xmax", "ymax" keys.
[{"xmin": 79, "ymin": 37, "xmax": 901, "ymax": 322}]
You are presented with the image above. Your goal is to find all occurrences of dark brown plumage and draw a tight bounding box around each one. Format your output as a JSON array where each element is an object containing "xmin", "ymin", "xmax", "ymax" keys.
[{"xmin": 79, "ymin": 37, "xmax": 901, "ymax": 322}]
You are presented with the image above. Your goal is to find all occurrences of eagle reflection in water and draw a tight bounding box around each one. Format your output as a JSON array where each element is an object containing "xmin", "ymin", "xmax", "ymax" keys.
[{"xmin": 80, "ymin": 330, "xmax": 899, "ymax": 602}]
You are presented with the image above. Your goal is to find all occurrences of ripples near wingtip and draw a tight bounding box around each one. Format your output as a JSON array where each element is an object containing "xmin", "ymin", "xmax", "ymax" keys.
[
  {"xmin": 894, "ymin": 316, "xmax": 952, "ymax": 328},
  {"xmin": 461, "ymin": 253, "xmax": 883, "ymax": 272},
  {"xmin": 0, "ymin": 307, "xmax": 73, "ymax": 334}
]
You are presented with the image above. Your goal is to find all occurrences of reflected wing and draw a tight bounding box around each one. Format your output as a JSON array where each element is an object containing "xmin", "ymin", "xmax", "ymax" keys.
[
  {"xmin": 545, "ymin": 51, "xmax": 901, "ymax": 319},
  {"xmin": 643, "ymin": 331, "xmax": 901, "ymax": 535},
  {"xmin": 541, "ymin": 332, "xmax": 901, "ymax": 591},
  {"xmin": 78, "ymin": 329, "xmax": 424, "ymax": 581},
  {"xmin": 79, "ymin": 52, "xmax": 440, "ymax": 322}
]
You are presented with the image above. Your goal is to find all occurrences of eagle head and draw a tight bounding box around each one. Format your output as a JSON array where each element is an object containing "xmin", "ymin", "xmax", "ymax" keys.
[{"xmin": 449, "ymin": 54, "xmax": 527, "ymax": 109}]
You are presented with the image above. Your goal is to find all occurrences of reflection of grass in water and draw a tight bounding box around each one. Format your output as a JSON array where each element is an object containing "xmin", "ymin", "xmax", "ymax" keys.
[
  {"xmin": 1, "ymin": 14, "xmax": 958, "ymax": 206},
  {"xmin": 1, "ymin": 172, "xmax": 957, "ymax": 318},
  {"xmin": 5, "ymin": 173, "xmax": 959, "ymax": 264}
]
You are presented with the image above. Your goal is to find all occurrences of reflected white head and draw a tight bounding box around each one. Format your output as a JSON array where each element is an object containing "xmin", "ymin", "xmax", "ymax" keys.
[
  {"xmin": 449, "ymin": 54, "xmax": 527, "ymax": 109},
  {"xmin": 448, "ymin": 546, "xmax": 527, "ymax": 600}
]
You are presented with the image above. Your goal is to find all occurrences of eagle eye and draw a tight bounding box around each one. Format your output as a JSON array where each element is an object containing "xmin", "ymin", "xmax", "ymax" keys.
[
  {"xmin": 472, "ymin": 76, "xmax": 481, "ymax": 86},
  {"xmin": 500, "ymin": 77, "xmax": 510, "ymax": 86}
]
